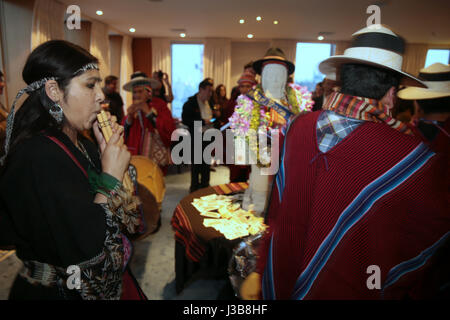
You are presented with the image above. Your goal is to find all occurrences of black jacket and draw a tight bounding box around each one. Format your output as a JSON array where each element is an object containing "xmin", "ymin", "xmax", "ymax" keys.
[
  {"xmin": 182, "ymin": 94, "xmax": 220, "ymax": 134},
  {"xmin": 182, "ymin": 94, "xmax": 205, "ymax": 133}
]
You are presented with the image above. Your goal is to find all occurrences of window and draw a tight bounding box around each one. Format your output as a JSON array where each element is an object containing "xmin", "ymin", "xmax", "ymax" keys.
[
  {"xmin": 171, "ymin": 44, "xmax": 204, "ymax": 119},
  {"xmin": 294, "ymin": 43, "xmax": 335, "ymax": 91},
  {"xmin": 424, "ymin": 49, "xmax": 450, "ymax": 68}
]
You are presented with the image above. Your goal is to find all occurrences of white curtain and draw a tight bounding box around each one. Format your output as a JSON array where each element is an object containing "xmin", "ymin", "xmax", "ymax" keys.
[
  {"xmin": 204, "ymin": 38, "xmax": 231, "ymax": 95},
  {"xmin": 31, "ymin": 0, "xmax": 65, "ymax": 50},
  {"xmin": 152, "ymin": 38, "xmax": 172, "ymax": 81},
  {"xmin": 152, "ymin": 37, "xmax": 172, "ymax": 110},
  {"xmin": 90, "ymin": 20, "xmax": 110, "ymax": 80},
  {"xmin": 120, "ymin": 35, "xmax": 133, "ymax": 109},
  {"xmin": 402, "ymin": 43, "xmax": 429, "ymax": 77}
]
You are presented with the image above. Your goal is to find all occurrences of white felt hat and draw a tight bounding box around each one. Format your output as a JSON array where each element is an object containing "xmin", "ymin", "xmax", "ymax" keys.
[{"xmin": 398, "ymin": 63, "xmax": 450, "ymax": 100}]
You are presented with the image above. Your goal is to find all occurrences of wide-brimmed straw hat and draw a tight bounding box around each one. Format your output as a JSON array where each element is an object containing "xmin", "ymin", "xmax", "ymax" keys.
[
  {"xmin": 398, "ymin": 63, "xmax": 450, "ymax": 100},
  {"xmin": 253, "ymin": 47, "xmax": 295, "ymax": 75},
  {"xmin": 123, "ymin": 71, "xmax": 160, "ymax": 92},
  {"xmin": 319, "ymin": 24, "xmax": 426, "ymax": 88}
]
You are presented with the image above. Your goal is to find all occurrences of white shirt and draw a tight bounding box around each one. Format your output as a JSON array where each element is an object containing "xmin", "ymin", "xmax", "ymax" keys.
[{"xmin": 197, "ymin": 95, "xmax": 212, "ymax": 121}]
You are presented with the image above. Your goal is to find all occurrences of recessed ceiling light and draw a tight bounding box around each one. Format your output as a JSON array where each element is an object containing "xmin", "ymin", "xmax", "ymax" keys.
[
  {"xmin": 96, "ymin": 10, "xmax": 103, "ymax": 16},
  {"xmin": 129, "ymin": 28, "xmax": 136, "ymax": 33},
  {"xmin": 247, "ymin": 34, "xmax": 254, "ymax": 39},
  {"xmin": 273, "ymin": 20, "xmax": 279, "ymax": 25},
  {"xmin": 180, "ymin": 33, "xmax": 186, "ymax": 38},
  {"xmin": 317, "ymin": 35, "xmax": 324, "ymax": 41},
  {"xmin": 256, "ymin": 16, "xmax": 262, "ymax": 21},
  {"xmin": 239, "ymin": 19, "xmax": 245, "ymax": 24}
]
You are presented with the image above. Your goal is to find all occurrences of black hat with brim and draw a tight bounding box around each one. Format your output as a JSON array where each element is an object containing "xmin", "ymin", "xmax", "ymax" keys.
[{"xmin": 253, "ymin": 47, "xmax": 295, "ymax": 75}]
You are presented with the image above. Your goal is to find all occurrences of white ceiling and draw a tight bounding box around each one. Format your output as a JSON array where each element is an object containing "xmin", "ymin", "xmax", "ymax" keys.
[{"xmin": 60, "ymin": 0, "xmax": 450, "ymax": 44}]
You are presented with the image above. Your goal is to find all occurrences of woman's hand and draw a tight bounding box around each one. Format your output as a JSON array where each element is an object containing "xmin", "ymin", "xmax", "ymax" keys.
[
  {"xmin": 94, "ymin": 111, "xmax": 130, "ymax": 181},
  {"xmin": 127, "ymin": 101, "xmax": 149, "ymax": 118},
  {"xmin": 93, "ymin": 111, "xmax": 122, "ymax": 153},
  {"xmin": 93, "ymin": 119, "xmax": 107, "ymax": 153},
  {"xmin": 101, "ymin": 128, "xmax": 131, "ymax": 181}
]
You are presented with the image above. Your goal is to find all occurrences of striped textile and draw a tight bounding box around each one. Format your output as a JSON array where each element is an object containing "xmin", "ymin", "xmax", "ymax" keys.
[
  {"xmin": 324, "ymin": 92, "xmax": 413, "ymax": 135},
  {"xmin": 171, "ymin": 182, "xmax": 248, "ymax": 262},
  {"xmin": 382, "ymin": 231, "xmax": 450, "ymax": 296},
  {"xmin": 171, "ymin": 205, "xmax": 206, "ymax": 262},
  {"xmin": 289, "ymin": 142, "xmax": 435, "ymax": 300},
  {"xmin": 262, "ymin": 234, "xmax": 276, "ymax": 300},
  {"xmin": 264, "ymin": 141, "xmax": 436, "ymax": 300},
  {"xmin": 257, "ymin": 110, "xmax": 447, "ymax": 299}
]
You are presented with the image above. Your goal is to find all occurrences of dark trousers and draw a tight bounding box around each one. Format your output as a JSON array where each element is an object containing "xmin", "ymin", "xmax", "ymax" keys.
[
  {"xmin": 189, "ymin": 130, "xmax": 211, "ymax": 192},
  {"xmin": 228, "ymin": 164, "xmax": 251, "ymax": 183},
  {"xmin": 190, "ymin": 163, "xmax": 210, "ymax": 192}
]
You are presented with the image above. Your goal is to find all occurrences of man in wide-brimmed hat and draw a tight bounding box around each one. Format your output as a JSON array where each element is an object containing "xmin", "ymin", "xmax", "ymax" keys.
[
  {"xmin": 397, "ymin": 62, "xmax": 449, "ymax": 298},
  {"xmin": 242, "ymin": 25, "xmax": 449, "ymax": 300},
  {"xmin": 398, "ymin": 63, "xmax": 450, "ymax": 150},
  {"xmin": 122, "ymin": 71, "xmax": 175, "ymax": 174}
]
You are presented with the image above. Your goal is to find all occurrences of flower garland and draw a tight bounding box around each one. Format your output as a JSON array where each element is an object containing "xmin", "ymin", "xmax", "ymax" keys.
[{"xmin": 229, "ymin": 83, "xmax": 313, "ymax": 166}]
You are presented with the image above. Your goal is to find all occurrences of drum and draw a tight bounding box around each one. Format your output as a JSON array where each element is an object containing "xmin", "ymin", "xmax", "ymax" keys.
[
  {"xmin": 130, "ymin": 156, "xmax": 166, "ymax": 210},
  {"xmin": 129, "ymin": 183, "xmax": 159, "ymax": 241},
  {"xmin": 128, "ymin": 156, "xmax": 166, "ymax": 240}
]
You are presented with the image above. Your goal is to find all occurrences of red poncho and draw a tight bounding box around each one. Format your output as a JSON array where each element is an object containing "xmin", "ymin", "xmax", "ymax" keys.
[{"xmin": 257, "ymin": 111, "xmax": 449, "ymax": 299}]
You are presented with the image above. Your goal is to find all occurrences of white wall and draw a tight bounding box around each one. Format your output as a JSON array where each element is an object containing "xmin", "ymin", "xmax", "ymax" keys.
[
  {"xmin": 109, "ymin": 35, "xmax": 122, "ymax": 79},
  {"xmin": 0, "ymin": 0, "xmax": 34, "ymax": 110},
  {"xmin": 64, "ymin": 20, "xmax": 91, "ymax": 51},
  {"xmin": 230, "ymin": 41, "xmax": 270, "ymax": 92}
]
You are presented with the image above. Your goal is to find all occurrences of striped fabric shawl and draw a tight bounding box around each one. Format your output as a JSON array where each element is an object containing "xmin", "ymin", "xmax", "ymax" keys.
[{"xmin": 323, "ymin": 92, "xmax": 413, "ymax": 135}]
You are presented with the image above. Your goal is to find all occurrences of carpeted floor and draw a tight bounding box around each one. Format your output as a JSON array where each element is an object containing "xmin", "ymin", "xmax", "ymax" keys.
[{"xmin": 0, "ymin": 165, "xmax": 232, "ymax": 300}]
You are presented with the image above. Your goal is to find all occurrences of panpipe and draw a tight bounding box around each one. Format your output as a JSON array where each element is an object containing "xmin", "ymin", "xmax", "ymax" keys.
[{"xmin": 96, "ymin": 110, "xmax": 134, "ymax": 193}]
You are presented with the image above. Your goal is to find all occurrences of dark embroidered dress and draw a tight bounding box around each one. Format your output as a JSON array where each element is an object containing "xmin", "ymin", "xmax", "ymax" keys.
[{"xmin": 0, "ymin": 131, "xmax": 146, "ymax": 300}]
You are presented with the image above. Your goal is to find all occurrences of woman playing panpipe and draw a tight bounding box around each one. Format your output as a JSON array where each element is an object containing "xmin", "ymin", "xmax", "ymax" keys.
[{"xmin": 0, "ymin": 40, "xmax": 146, "ymax": 300}]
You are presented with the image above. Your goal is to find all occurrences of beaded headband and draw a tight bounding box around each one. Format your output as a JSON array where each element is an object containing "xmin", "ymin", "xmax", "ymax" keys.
[{"xmin": 0, "ymin": 63, "xmax": 99, "ymax": 165}]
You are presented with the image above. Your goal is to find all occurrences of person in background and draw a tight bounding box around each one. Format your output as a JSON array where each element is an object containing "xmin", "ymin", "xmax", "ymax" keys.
[
  {"xmin": 0, "ymin": 70, "xmax": 5, "ymax": 108},
  {"xmin": 393, "ymin": 97, "xmax": 415, "ymax": 123},
  {"xmin": 322, "ymin": 75, "xmax": 338, "ymax": 106},
  {"xmin": 213, "ymin": 84, "xmax": 228, "ymax": 127},
  {"xmin": 152, "ymin": 70, "xmax": 174, "ymax": 104},
  {"xmin": 122, "ymin": 72, "xmax": 175, "ymax": 175},
  {"xmin": 397, "ymin": 62, "xmax": 450, "ymax": 298},
  {"xmin": 398, "ymin": 62, "xmax": 450, "ymax": 152},
  {"xmin": 181, "ymin": 79, "xmax": 214, "ymax": 192},
  {"xmin": 204, "ymin": 77, "xmax": 216, "ymax": 109},
  {"xmin": 102, "ymin": 75, "xmax": 124, "ymax": 124},
  {"xmin": 230, "ymin": 61, "xmax": 257, "ymax": 99},
  {"xmin": 311, "ymin": 81, "xmax": 324, "ymax": 111},
  {"xmin": 222, "ymin": 70, "xmax": 257, "ymax": 183}
]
